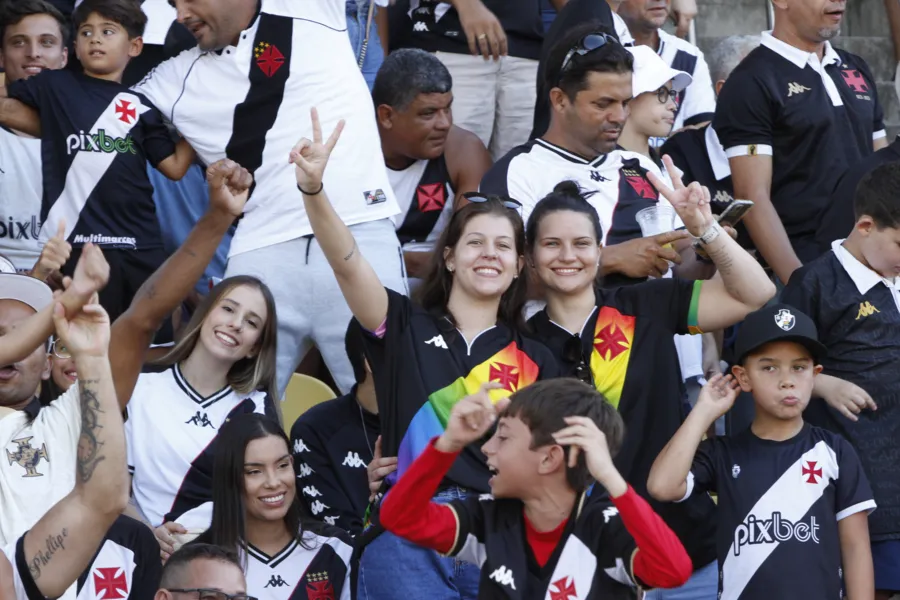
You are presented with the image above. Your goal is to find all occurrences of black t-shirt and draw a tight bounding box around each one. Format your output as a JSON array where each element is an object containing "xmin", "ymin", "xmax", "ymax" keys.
[
  {"xmin": 713, "ymin": 39, "xmax": 883, "ymax": 263},
  {"xmin": 687, "ymin": 424, "xmax": 874, "ymax": 599},
  {"xmin": 527, "ymin": 279, "xmax": 717, "ymax": 568},
  {"xmin": 290, "ymin": 388, "xmax": 381, "ymax": 536},
  {"xmin": 816, "ymin": 136, "xmax": 900, "ymax": 255},
  {"xmin": 446, "ymin": 491, "xmax": 637, "ymax": 599},
  {"xmin": 783, "ymin": 249, "xmax": 900, "ymax": 541},
  {"xmin": 407, "ymin": 0, "xmax": 544, "ymax": 60},
  {"xmin": 8, "ymin": 69, "xmax": 175, "ymax": 250},
  {"xmin": 362, "ymin": 289, "xmax": 559, "ymax": 493}
]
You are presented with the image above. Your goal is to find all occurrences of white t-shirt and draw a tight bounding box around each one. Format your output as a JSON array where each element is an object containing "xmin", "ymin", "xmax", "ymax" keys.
[
  {"xmin": 133, "ymin": 0, "xmax": 399, "ymax": 258},
  {"xmin": 0, "ymin": 128, "xmax": 43, "ymax": 272}
]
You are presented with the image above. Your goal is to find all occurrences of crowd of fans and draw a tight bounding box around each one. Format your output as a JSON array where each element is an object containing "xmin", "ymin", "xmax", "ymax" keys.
[{"xmin": 0, "ymin": 0, "xmax": 898, "ymax": 599}]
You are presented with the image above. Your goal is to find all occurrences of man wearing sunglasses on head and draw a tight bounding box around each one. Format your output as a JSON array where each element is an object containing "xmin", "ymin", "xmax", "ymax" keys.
[
  {"xmin": 154, "ymin": 544, "xmax": 250, "ymax": 600},
  {"xmin": 482, "ymin": 24, "xmax": 710, "ymax": 285}
]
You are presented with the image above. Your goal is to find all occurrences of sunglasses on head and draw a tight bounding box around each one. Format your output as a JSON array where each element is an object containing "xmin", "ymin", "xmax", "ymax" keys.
[
  {"xmin": 563, "ymin": 335, "xmax": 594, "ymax": 387},
  {"xmin": 462, "ymin": 193, "xmax": 523, "ymax": 211},
  {"xmin": 558, "ymin": 33, "xmax": 621, "ymax": 81}
]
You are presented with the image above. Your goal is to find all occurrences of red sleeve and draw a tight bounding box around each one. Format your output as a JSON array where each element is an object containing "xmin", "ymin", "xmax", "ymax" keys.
[
  {"xmin": 612, "ymin": 487, "xmax": 693, "ymax": 589},
  {"xmin": 378, "ymin": 438, "xmax": 459, "ymax": 554}
]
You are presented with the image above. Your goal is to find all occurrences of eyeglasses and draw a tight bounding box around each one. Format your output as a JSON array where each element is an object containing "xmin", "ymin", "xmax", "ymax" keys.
[
  {"xmin": 50, "ymin": 337, "xmax": 70, "ymax": 360},
  {"xmin": 562, "ymin": 335, "xmax": 594, "ymax": 387},
  {"xmin": 166, "ymin": 589, "xmax": 257, "ymax": 600},
  {"xmin": 558, "ymin": 33, "xmax": 620, "ymax": 81},
  {"xmin": 462, "ymin": 193, "xmax": 523, "ymax": 211},
  {"xmin": 655, "ymin": 87, "xmax": 678, "ymax": 105}
]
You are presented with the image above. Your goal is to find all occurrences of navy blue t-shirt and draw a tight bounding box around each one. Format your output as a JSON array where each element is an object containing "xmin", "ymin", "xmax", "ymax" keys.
[{"xmin": 8, "ymin": 69, "xmax": 174, "ymax": 250}]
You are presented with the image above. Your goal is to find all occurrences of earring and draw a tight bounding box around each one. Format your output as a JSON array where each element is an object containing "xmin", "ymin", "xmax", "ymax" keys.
[{"xmin": 447, "ymin": 266, "xmax": 454, "ymax": 273}]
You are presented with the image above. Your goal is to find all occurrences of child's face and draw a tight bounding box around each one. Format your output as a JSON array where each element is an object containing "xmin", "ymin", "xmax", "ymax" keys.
[
  {"xmin": 481, "ymin": 416, "xmax": 548, "ymax": 499},
  {"xmin": 74, "ymin": 12, "xmax": 142, "ymax": 78},
  {"xmin": 732, "ymin": 341, "xmax": 822, "ymax": 421},
  {"xmin": 855, "ymin": 217, "xmax": 900, "ymax": 279}
]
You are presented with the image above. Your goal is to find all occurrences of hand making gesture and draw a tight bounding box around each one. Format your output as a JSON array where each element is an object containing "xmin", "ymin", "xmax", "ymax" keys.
[
  {"xmin": 552, "ymin": 415, "xmax": 628, "ymax": 496},
  {"xmin": 207, "ymin": 159, "xmax": 254, "ymax": 218},
  {"xmin": 436, "ymin": 383, "xmax": 508, "ymax": 454},
  {"xmin": 289, "ymin": 107, "xmax": 345, "ymax": 195},
  {"xmin": 646, "ymin": 155, "xmax": 715, "ymax": 238},
  {"xmin": 52, "ymin": 296, "xmax": 110, "ymax": 360},
  {"xmin": 31, "ymin": 219, "xmax": 71, "ymax": 283},
  {"xmin": 694, "ymin": 373, "xmax": 741, "ymax": 421}
]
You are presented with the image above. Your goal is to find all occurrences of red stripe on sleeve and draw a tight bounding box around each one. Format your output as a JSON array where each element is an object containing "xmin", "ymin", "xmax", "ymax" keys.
[
  {"xmin": 378, "ymin": 438, "xmax": 459, "ymax": 554},
  {"xmin": 612, "ymin": 487, "xmax": 693, "ymax": 589}
]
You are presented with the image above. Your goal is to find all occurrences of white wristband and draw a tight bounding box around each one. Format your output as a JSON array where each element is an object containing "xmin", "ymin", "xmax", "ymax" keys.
[{"xmin": 693, "ymin": 220, "xmax": 722, "ymax": 246}]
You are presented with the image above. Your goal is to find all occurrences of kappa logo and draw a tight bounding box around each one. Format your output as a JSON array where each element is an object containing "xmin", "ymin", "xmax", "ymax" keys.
[
  {"xmin": 343, "ymin": 451, "xmax": 366, "ymax": 468},
  {"xmin": 425, "ymin": 334, "xmax": 448, "ymax": 349},
  {"xmin": 293, "ymin": 438, "xmax": 309, "ymax": 453},
  {"xmin": 264, "ymin": 575, "xmax": 289, "ymax": 588},
  {"xmin": 306, "ymin": 571, "xmax": 334, "ymax": 600},
  {"xmin": 93, "ymin": 567, "xmax": 128, "ymax": 599},
  {"xmin": 323, "ymin": 515, "xmax": 338, "ymax": 525},
  {"xmin": 185, "ymin": 411, "xmax": 215, "ymax": 429},
  {"xmin": 732, "ymin": 464, "xmax": 741, "ymax": 478},
  {"xmin": 602, "ymin": 506, "xmax": 619, "ymax": 523},
  {"xmin": 310, "ymin": 499, "xmax": 330, "ymax": 515},
  {"xmin": 303, "ymin": 485, "xmax": 322, "ymax": 497},
  {"xmin": 297, "ymin": 463, "xmax": 313, "ymax": 478},
  {"xmin": 489, "ymin": 565, "xmax": 516, "ymax": 590},
  {"xmin": 856, "ymin": 301, "xmax": 880, "ymax": 320},
  {"xmin": 416, "ymin": 183, "xmax": 447, "ymax": 212},
  {"xmin": 787, "ymin": 82, "xmax": 811, "ymax": 97},
  {"xmin": 549, "ymin": 576, "xmax": 577, "ymax": 600},
  {"xmin": 413, "ymin": 21, "xmax": 429, "ymax": 32},
  {"xmin": 713, "ymin": 190, "xmax": 734, "ymax": 206},
  {"xmin": 254, "ymin": 41, "xmax": 285, "ymax": 78},
  {"xmin": 590, "ymin": 169, "xmax": 609, "ymax": 182},
  {"xmin": 774, "ymin": 308, "xmax": 796, "ymax": 331},
  {"xmin": 733, "ymin": 513, "xmax": 820, "ymax": 556},
  {"xmin": 6, "ymin": 436, "xmax": 49, "ymax": 478}
]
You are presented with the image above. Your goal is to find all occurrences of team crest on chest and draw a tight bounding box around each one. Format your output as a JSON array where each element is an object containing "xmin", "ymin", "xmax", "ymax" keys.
[
  {"xmin": 549, "ymin": 575, "xmax": 578, "ymax": 600},
  {"xmin": 305, "ymin": 571, "xmax": 334, "ymax": 600},
  {"xmin": 254, "ymin": 41, "xmax": 285, "ymax": 77},
  {"xmin": 6, "ymin": 436, "xmax": 49, "ymax": 478},
  {"xmin": 622, "ymin": 168, "xmax": 657, "ymax": 200},
  {"xmin": 416, "ymin": 183, "xmax": 447, "ymax": 212},
  {"xmin": 840, "ymin": 68, "xmax": 869, "ymax": 94},
  {"xmin": 93, "ymin": 567, "xmax": 128, "ymax": 599}
]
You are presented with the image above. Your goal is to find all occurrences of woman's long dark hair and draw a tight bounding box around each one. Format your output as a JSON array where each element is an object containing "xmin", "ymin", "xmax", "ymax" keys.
[
  {"xmin": 414, "ymin": 196, "xmax": 527, "ymax": 329},
  {"xmin": 197, "ymin": 414, "xmax": 320, "ymax": 564}
]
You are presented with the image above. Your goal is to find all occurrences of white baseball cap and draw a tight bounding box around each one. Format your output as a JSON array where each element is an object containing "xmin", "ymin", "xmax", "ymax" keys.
[
  {"xmin": 0, "ymin": 273, "xmax": 53, "ymax": 313},
  {"xmin": 628, "ymin": 45, "xmax": 692, "ymax": 97}
]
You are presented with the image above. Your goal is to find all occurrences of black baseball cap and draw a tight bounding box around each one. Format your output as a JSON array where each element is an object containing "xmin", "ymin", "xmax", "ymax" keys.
[{"xmin": 734, "ymin": 304, "xmax": 827, "ymax": 364}]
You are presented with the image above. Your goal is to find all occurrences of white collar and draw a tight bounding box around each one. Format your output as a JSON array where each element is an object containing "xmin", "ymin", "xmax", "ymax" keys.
[
  {"xmin": 831, "ymin": 239, "xmax": 900, "ymax": 294},
  {"xmin": 760, "ymin": 31, "xmax": 841, "ymax": 70},
  {"xmin": 705, "ymin": 126, "xmax": 730, "ymax": 181}
]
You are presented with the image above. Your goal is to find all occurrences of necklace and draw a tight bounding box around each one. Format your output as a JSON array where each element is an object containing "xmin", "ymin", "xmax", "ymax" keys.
[{"xmin": 358, "ymin": 400, "xmax": 375, "ymax": 460}]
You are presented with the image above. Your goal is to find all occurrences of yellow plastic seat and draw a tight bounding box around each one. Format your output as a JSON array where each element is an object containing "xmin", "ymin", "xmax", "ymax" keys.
[{"xmin": 281, "ymin": 373, "xmax": 337, "ymax": 433}]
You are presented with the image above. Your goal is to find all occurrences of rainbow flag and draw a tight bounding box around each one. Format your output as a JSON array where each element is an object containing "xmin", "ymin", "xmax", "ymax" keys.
[{"xmin": 395, "ymin": 341, "xmax": 540, "ymax": 479}]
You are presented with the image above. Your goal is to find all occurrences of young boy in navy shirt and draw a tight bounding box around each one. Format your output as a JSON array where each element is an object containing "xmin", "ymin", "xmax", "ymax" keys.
[
  {"xmin": 379, "ymin": 378, "xmax": 692, "ymax": 599},
  {"xmin": 648, "ymin": 304, "xmax": 876, "ymax": 600},
  {"xmin": 0, "ymin": 0, "xmax": 193, "ymax": 323},
  {"xmin": 783, "ymin": 162, "xmax": 900, "ymax": 600}
]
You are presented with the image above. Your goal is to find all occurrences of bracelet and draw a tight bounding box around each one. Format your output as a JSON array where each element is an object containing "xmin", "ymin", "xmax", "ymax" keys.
[
  {"xmin": 297, "ymin": 182, "xmax": 323, "ymax": 196},
  {"xmin": 693, "ymin": 220, "xmax": 723, "ymax": 246}
]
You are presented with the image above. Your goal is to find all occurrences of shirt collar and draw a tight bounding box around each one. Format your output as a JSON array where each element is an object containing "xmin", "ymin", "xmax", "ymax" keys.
[
  {"xmin": 760, "ymin": 31, "xmax": 840, "ymax": 70},
  {"xmin": 831, "ymin": 239, "xmax": 899, "ymax": 294},
  {"xmin": 705, "ymin": 126, "xmax": 731, "ymax": 181}
]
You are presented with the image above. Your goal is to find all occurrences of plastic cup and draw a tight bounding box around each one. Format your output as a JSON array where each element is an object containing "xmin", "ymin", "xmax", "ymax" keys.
[{"xmin": 635, "ymin": 205, "xmax": 677, "ymax": 271}]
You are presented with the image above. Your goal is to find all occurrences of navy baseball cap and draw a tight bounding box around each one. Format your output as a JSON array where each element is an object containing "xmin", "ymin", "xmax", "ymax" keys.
[{"xmin": 734, "ymin": 304, "xmax": 827, "ymax": 364}]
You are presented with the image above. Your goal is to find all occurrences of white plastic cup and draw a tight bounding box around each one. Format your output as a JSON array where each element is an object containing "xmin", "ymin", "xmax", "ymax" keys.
[{"xmin": 635, "ymin": 205, "xmax": 677, "ymax": 238}]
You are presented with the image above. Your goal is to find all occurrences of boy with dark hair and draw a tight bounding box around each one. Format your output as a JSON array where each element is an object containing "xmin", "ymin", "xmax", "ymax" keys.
[
  {"xmin": 380, "ymin": 378, "xmax": 692, "ymax": 598},
  {"xmin": 648, "ymin": 304, "xmax": 877, "ymax": 600},
  {"xmin": 0, "ymin": 0, "xmax": 194, "ymax": 323},
  {"xmin": 783, "ymin": 161, "xmax": 900, "ymax": 599}
]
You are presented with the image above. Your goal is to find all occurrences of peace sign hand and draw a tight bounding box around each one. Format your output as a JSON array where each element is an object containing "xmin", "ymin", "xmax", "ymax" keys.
[
  {"xmin": 646, "ymin": 155, "xmax": 715, "ymax": 238},
  {"xmin": 289, "ymin": 107, "xmax": 345, "ymax": 193}
]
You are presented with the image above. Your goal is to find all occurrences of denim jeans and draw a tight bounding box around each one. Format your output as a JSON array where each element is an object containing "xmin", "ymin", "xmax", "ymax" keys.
[
  {"xmin": 357, "ymin": 486, "xmax": 481, "ymax": 600},
  {"xmin": 346, "ymin": 0, "xmax": 384, "ymax": 90},
  {"xmin": 644, "ymin": 560, "xmax": 718, "ymax": 600}
]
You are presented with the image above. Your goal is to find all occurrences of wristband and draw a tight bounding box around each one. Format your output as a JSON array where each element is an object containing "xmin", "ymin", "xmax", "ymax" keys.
[
  {"xmin": 297, "ymin": 182, "xmax": 324, "ymax": 196},
  {"xmin": 693, "ymin": 220, "xmax": 722, "ymax": 246}
]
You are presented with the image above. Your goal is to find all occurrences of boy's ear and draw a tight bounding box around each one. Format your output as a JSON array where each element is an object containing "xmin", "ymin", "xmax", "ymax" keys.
[
  {"xmin": 128, "ymin": 35, "xmax": 144, "ymax": 58},
  {"xmin": 538, "ymin": 444, "xmax": 567, "ymax": 476},
  {"xmin": 813, "ymin": 364, "xmax": 824, "ymax": 376},
  {"xmin": 731, "ymin": 364, "xmax": 752, "ymax": 393}
]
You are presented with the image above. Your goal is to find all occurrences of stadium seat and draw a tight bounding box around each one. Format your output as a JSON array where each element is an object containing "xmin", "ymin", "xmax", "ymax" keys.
[{"xmin": 281, "ymin": 374, "xmax": 337, "ymax": 433}]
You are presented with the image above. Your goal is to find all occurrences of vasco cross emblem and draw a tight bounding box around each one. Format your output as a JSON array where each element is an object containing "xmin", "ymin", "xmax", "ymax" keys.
[{"xmin": 7, "ymin": 436, "xmax": 49, "ymax": 477}]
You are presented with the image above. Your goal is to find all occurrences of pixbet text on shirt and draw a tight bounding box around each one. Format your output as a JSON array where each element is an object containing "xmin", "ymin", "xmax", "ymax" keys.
[{"xmin": 733, "ymin": 512, "xmax": 820, "ymax": 555}]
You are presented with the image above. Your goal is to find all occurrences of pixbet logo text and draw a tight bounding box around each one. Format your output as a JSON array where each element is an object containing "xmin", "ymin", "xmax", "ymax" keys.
[{"xmin": 733, "ymin": 512, "xmax": 820, "ymax": 555}]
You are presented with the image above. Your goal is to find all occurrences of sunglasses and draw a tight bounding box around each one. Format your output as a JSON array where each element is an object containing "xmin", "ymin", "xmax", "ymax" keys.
[
  {"xmin": 563, "ymin": 335, "xmax": 594, "ymax": 387},
  {"xmin": 462, "ymin": 193, "xmax": 523, "ymax": 211},
  {"xmin": 559, "ymin": 33, "xmax": 621, "ymax": 81}
]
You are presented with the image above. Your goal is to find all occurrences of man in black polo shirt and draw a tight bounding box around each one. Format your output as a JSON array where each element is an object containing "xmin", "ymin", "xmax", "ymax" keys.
[
  {"xmin": 714, "ymin": 1, "xmax": 886, "ymax": 284},
  {"xmin": 783, "ymin": 162, "xmax": 900, "ymax": 600}
]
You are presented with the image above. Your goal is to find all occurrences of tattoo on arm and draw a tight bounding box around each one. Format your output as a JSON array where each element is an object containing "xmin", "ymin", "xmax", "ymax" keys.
[
  {"xmin": 76, "ymin": 380, "xmax": 105, "ymax": 483},
  {"xmin": 27, "ymin": 529, "xmax": 68, "ymax": 581},
  {"xmin": 343, "ymin": 241, "xmax": 358, "ymax": 262},
  {"xmin": 706, "ymin": 244, "xmax": 735, "ymax": 277}
]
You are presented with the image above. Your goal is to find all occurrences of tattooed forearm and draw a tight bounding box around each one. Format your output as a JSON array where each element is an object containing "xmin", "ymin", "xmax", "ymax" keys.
[
  {"xmin": 27, "ymin": 529, "xmax": 68, "ymax": 581},
  {"xmin": 343, "ymin": 241, "xmax": 358, "ymax": 262},
  {"xmin": 706, "ymin": 243, "xmax": 735, "ymax": 277},
  {"xmin": 77, "ymin": 380, "xmax": 105, "ymax": 483}
]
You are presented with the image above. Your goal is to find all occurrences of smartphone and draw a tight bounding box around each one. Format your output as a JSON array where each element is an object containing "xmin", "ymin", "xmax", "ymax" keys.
[{"xmin": 717, "ymin": 199, "xmax": 754, "ymax": 227}]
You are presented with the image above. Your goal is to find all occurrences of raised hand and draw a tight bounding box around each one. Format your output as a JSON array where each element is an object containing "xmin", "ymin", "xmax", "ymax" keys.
[
  {"xmin": 207, "ymin": 159, "xmax": 253, "ymax": 218},
  {"xmin": 51, "ymin": 299, "xmax": 110, "ymax": 359},
  {"xmin": 31, "ymin": 220, "xmax": 72, "ymax": 282},
  {"xmin": 552, "ymin": 416, "xmax": 616, "ymax": 480},
  {"xmin": 289, "ymin": 107, "xmax": 345, "ymax": 194},
  {"xmin": 646, "ymin": 155, "xmax": 714, "ymax": 237},
  {"xmin": 436, "ymin": 383, "xmax": 507, "ymax": 453},
  {"xmin": 695, "ymin": 373, "xmax": 740, "ymax": 420},
  {"xmin": 69, "ymin": 244, "xmax": 110, "ymax": 301}
]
